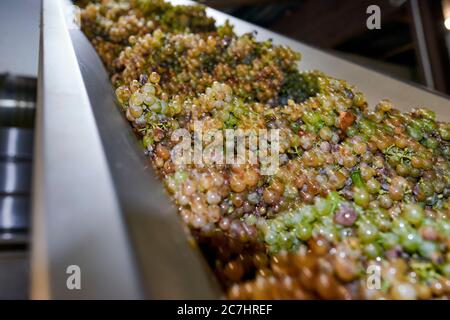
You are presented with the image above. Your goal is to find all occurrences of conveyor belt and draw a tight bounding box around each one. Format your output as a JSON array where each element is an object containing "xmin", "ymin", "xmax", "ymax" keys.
[{"xmin": 32, "ymin": 0, "xmax": 450, "ymax": 300}]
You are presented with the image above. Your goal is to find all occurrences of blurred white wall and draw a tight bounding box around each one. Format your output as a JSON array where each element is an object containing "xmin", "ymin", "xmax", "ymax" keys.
[{"xmin": 0, "ymin": 0, "xmax": 40, "ymax": 77}]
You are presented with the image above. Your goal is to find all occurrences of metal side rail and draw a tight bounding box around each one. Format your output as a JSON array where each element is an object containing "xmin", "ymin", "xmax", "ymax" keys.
[{"xmin": 33, "ymin": 0, "xmax": 220, "ymax": 299}]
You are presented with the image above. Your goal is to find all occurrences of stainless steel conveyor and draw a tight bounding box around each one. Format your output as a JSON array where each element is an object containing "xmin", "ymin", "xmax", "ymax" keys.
[{"xmin": 32, "ymin": 0, "xmax": 450, "ymax": 299}]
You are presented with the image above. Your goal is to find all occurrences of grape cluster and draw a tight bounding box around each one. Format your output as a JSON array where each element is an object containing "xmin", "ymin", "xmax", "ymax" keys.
[
  {"xmin": 80, "ymin": 0, "xmax": 450, "ymax": 299},
  {"xmin": 79, "ymin": 0, "xmax": 215, "ymax": 70},
  {"xmin": 228, "ymin": 240, "xmax": 450, "ymax": 300}
]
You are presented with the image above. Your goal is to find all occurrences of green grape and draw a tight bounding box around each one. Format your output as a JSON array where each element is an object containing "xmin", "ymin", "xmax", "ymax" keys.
[
  {"xmin": 353, "ymin": 187, "xmax": 370, "ymax": 208},
  {"xmin": 364, "ymin": 243, "xmax": 382, "ymax": 259},
  {"xmin": 358, "ymin": 222, "xmax": 378, "ymax": 243},
  {"xmin": 423, "ymin": 137, "xmax": 438, "ymax": 150},
  {"xmin": 366, "ymin": 178, "xmax": 380, "ymax": 194},
  {"xmin": 295, "ymin": 224, "xmax": 312, "ymax": 241},
  {"xmin": 400, "ymin": 232, "xmax": 421, "ymax": 253},
  {"xmin": 438, "ymin": 220, "xmax": 450, "ymax": 236},
  {"xmin": 392, "ymin": 218, "xmax": 411, "ymax": 236},
  {"xmin": 438, "ymin": 125, "xmax": 450, "ymax": 140},
  {"xmin": 403, "ymin": 204, "xmax": 424, "ymax": 226},
  {"xmin": 441, "ymin": 263, "xmax": 450, "ymax": 277},
  {"xmin": 301, "ymin": 205, "xmax": 317, "ymax": 223},
  {"xmin": 265, "ymin": 231, "xmax": 277, "ymax": 245},
  {"xmin": 407, "ymin": 125, "xmax": 423, "ymax": 141},
  {"xmin": 314, "ymin": 196, "xmax": 332, "ymax": 216},
  {"xmin": 380, "ymin": 232, "xmax": 399, "ymax": 249},
  {"xmin": 418, "ymin": 240, "xmax": 437, "ymax": 259}
]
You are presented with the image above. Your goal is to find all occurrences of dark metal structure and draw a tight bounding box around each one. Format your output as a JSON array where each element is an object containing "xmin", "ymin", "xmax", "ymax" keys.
[
  {"xmin": 0, "ymin": 74, "xmax": 35, "ymax": 299},
  {"xmin": 202, "ymin": 0, "xmax": 450, "ymax": 95}
]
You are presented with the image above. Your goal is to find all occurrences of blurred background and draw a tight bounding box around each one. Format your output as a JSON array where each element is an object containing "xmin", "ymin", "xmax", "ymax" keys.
[
  {"xmin": 198, "ymin": 0, "xmax": 450, "ymax": 95},
  {"xmin": 1, "ymin": 0, "xmax": 449, "ymax": 94},
  {"xmin": 0, "ymin": 0, "xmax": 449, "ymax": 299},
  {"xmin": 0, "ymin": 0, "xmax": 39, "ymax": 299}
]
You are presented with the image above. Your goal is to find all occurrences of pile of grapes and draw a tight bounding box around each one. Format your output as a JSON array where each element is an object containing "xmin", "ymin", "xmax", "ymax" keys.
[{"xmin": 80, "ymin": 0, "xmax": 450, "ymax": 299}]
